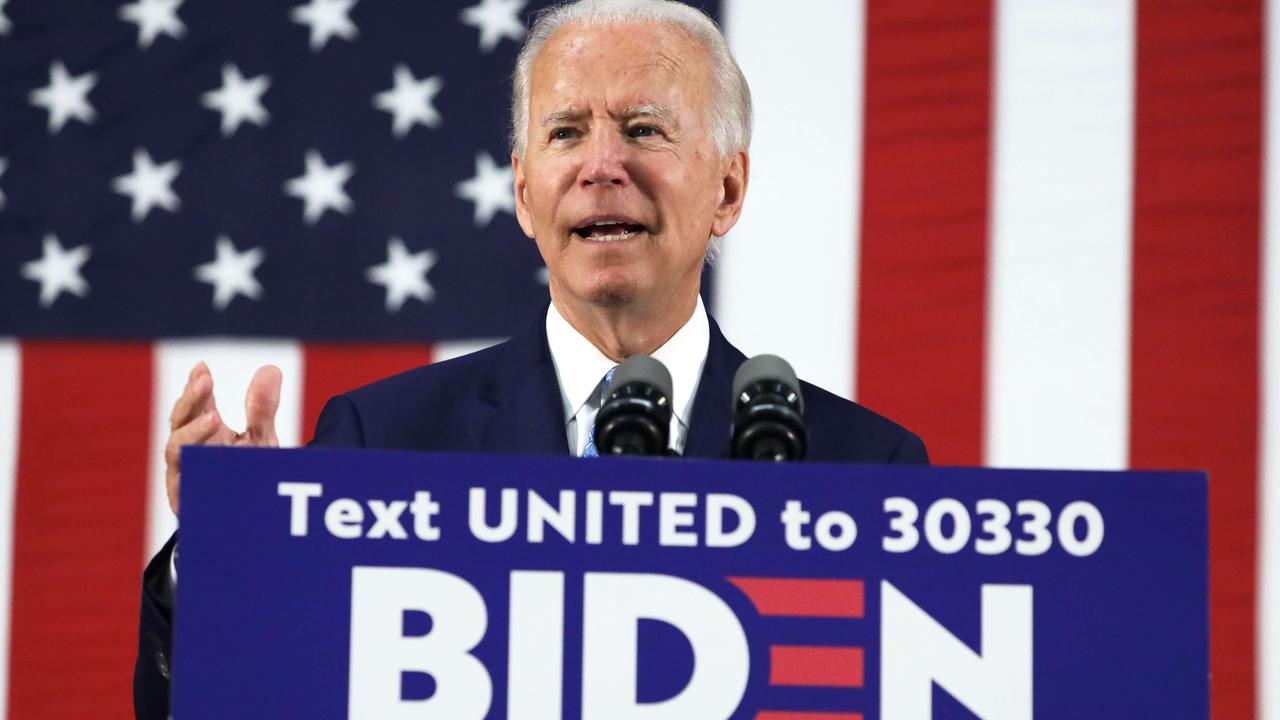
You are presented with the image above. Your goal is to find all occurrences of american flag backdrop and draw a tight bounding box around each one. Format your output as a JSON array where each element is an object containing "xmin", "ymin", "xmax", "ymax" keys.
[{"xmin": 0, "ymin": 0, "xmax": 1275, "ymax": 718}]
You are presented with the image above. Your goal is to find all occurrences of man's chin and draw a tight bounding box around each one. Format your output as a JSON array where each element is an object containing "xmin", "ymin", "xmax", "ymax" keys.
[
  {"xmin": 574, "ymin": 274, "xmax": 644, "ymax": 308},
  {"xmin": 585, "ymin": 285, "xmax": 638, "ymax": 308},
  {"xmin": 551, "ymin": 270, "xmax": 645, "ymax": 310}
]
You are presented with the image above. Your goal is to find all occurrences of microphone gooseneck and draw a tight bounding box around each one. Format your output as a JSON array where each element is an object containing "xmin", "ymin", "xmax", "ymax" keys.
[
  {"xmin": 595, "ymin": 355, "xmax": 673, "ymax": 456},
  {"xmin": 730, "ymin": 354, "xmax": 807, "ymax": 461}
]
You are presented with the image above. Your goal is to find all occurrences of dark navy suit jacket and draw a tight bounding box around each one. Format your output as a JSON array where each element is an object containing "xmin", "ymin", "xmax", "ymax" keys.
[{"xmin": 133, "ymin": 311, "xmax": 927, "ymax": 718}]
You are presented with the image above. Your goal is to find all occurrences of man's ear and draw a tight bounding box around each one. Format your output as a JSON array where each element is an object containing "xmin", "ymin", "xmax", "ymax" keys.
[
  {"xmin": 513, "ymin": 153, "xmax": 536, "ymax": 239},
  {"xmin": 710, "ymin": 150, "xmax": 749, "ymax": 237}
]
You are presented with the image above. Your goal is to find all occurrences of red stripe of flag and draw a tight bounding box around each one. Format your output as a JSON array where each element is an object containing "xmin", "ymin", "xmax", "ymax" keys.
[
  {"xmin": 769, "ymin": 646, "xmax": 865, "ymax": 688},
  {"xmin": 727, "ymin": 577, "xmax": 864, "ymax": 618},
  {"xmin": 7, "ymin": 343, "xmax": 153, "ymax": 718},
  {"xmin": 301, "ymin": 344, "xmax": 433, "ymax": 442},
  {"xmin": 1130, "ymin": 2, "xmax": 1262, "ymax": 717},
  {"xmin": 858, "ymin": 0, "xmax": 993, "ymax": 465}
]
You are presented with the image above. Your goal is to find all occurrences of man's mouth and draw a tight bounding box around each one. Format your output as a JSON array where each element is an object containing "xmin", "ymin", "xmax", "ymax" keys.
[{"xmin": 571, "ymin": 219, "xmax": 647, "ymax": 242}]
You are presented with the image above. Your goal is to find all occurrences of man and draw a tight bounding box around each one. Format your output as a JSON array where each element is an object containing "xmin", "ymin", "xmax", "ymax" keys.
[{"xmin": 134, "ymin": 1, "xmax": 928, "ymax": 716}]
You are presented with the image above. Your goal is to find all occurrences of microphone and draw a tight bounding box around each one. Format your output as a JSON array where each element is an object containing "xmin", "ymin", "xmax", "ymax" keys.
[
  {"xmin": 595, "ymin": 355, "xmax": 673, "ymax": 456},
  {"xmin": 731, "ymin": 354, "xmax": 807, "ymax": 461}
]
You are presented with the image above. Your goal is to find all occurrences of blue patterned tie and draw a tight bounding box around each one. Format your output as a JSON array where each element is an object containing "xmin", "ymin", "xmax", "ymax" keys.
[{"xmin": 582, "ymin": 366, "xmax": 617, "ymax": 457}]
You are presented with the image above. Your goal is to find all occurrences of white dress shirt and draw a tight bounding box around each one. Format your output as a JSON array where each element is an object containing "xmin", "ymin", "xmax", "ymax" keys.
[{"xmin": 545, "ymin": 296, "xmax": 710, "ymax": 456}]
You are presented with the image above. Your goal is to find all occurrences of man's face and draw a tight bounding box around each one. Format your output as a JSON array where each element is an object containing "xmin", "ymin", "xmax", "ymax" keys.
[{"xmin": 514, "ymin": 21, "xmax": 747, "ymax": 311}]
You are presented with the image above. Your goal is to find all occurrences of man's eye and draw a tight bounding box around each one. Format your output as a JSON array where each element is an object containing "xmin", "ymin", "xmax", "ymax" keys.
[
  {"xmin": 551, "ymin": 128, "xmax": 577, "ymax": 141},
  {"xmin": 629, "ymin": 125, "xmax": 659, "ymax": 138}
]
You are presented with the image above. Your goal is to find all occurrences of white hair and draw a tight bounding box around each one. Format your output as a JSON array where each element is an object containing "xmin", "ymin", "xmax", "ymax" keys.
[{"xmin": 509, "ymin": 0, "xmax": 753, "ymax": 160}]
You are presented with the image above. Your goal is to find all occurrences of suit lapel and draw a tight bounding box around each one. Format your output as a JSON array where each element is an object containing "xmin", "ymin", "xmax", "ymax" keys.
[
  {"xmin": 478, "ymin": 310, "xmax": 572, "ymax": 455},
  {"xmin": 682, "ymin": 317, "xmax": 745, "ymax": 459}
]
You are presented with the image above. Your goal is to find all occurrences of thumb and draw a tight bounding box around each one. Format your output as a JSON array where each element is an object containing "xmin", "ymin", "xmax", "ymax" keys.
[{"xmin": 244, "ymin": 365, "xmax": 283, "ymax": 446}]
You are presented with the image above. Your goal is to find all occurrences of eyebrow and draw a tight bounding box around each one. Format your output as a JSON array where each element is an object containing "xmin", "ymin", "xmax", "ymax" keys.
[
  {"xmin": 541, "ymin": 108, "xmax": 580, "ymax": 127},
  {"xmin": 540, "ymin": 103, "xmax": 679, "ymax": 128},
  {"xmin": 622, "ymin": 103, "xmax": 676, "ymax": 127}
]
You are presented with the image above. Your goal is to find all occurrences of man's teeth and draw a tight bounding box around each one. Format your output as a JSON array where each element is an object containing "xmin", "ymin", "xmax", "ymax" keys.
[
  {"xmin": 589, "ymin": 229, "xmax": 636, "ymax": 240},
  {"xmin": 577, "ymin": 222, "xmax": 643, "ymax": 241}
]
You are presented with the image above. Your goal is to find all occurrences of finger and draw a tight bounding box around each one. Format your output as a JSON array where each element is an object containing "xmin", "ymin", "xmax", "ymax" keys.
[
  {"xmin": 187, "ymin": 360, "xmax": 208, "ymax": 386},
  {"xmin": 167, "ymin": 372, "xmax": 210, "ymax": 432},
  {"xmin": 164, "ymin": 410, "xmax": 234, "ymax": 514},
  {"xmin": 168, "ymin": 364, "xmax": 219, "ymax": 432},
  {"xmin": 164, "ymin": 410, "xmax": 237, "ymax": 476},
  {"xmin": 244, "ymin": 365, "xmax": 283, "ymax": 447}
]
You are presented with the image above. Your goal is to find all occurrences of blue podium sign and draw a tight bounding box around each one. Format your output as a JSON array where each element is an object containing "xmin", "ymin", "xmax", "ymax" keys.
[{"xmin": 173, "ymin": 447, "xmax": 1207, "ymax": 719}]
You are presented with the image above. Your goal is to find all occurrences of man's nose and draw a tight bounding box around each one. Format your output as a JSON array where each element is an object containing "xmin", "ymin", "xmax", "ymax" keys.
[{"xmin": 579, "ymin": 129, "xmax": 629, "ymax": 187}]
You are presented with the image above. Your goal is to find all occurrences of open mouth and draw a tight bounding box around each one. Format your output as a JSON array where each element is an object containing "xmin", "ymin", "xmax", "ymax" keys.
[{"xmin": 571, "ymin": 220, "xmax": 647, "ymax": 242}]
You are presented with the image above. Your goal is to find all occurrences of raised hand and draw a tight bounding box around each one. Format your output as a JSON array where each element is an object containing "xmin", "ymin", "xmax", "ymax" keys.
[{"xmin": 163, "ymin": 361, "xmax": 282, "ymax": 515}]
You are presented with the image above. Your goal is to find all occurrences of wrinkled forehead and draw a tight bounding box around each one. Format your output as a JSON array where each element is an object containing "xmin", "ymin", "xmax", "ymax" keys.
[{"xmin": 529, "ymin": 20, "xmax": 713, "ymax": 116}]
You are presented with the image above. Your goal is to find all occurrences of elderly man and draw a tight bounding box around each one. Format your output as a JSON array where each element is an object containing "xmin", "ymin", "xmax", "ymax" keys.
[{"xmin": 134, "ymin": 0, "xmax": 927, "ymax": 716}]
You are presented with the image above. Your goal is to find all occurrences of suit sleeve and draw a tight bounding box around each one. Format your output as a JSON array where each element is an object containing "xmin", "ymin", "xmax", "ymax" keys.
[
  {"xmin": 309, "ymin": 394, "xmax": 368, "ymax": 448},
  {"xmin": 889, "ymin": 430, "xmax": 930, "ymax": 465},
  {"xmin": 134, "ymin": 534, "xmax": 176, "ymax": 719}
]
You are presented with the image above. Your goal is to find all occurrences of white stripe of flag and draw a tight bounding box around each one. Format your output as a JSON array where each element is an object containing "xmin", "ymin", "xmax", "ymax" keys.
[
  {"xmin": 1261, "ymin": 0, "xmax": 1280, "ymax": 715},
  {"xmin": 985, "ymin": 0, "xmax": 1134, "ymax": 470},
  {"xmin": 0, "ymin": 340, "xmax": 18, "ymax": 720},
  {"xmin": 717, "ymin": 0, "xmax": 863, "ymax": 400}
]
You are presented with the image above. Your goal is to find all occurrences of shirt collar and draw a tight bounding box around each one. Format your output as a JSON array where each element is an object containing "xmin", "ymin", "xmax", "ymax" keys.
[{"xmin": 545, "ymin": 296, "xmax": 710, "ymax": 427}]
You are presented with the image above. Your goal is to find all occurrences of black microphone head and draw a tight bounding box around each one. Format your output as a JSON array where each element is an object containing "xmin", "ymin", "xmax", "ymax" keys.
[
  {"xmin": 732, "ymin": 353, "xmax": 804, "ymax": 415},
  {"xmin": 731, "ymin": 354, "xmax": 807, "ymax": 461},
  {"xmin": 595, "ymin": 355, "xmax": 673, "ymax": 456},
  {"xmin": 611, "ymin": 354, "xmax": 673, "ymax": 403}
]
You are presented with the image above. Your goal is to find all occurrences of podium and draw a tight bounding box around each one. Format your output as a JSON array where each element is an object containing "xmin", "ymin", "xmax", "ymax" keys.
[{"xmin": 172, "ymin": 447, "xmax": 1208, "ymax": 719}]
